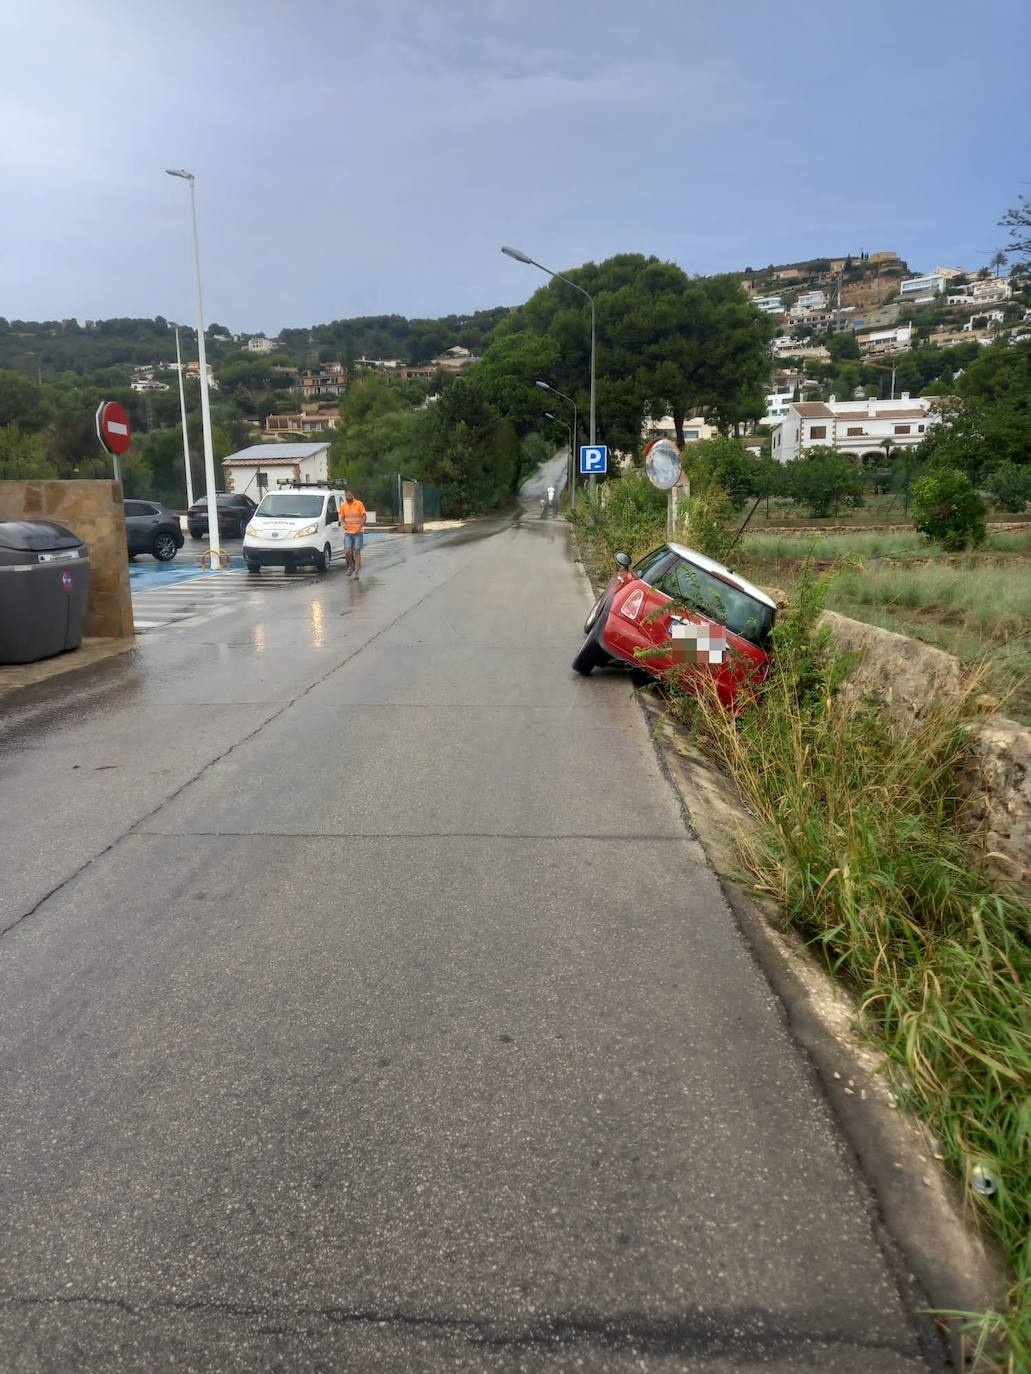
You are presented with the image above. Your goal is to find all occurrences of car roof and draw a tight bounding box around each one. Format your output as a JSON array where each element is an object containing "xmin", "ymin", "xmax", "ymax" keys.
[{"xmin": 665, "ymin": 542, "xmax": 777, "ymax": 611}]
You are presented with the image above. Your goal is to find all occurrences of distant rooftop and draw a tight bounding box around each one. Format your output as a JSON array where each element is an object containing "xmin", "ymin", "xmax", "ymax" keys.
[{"xmin": 223, "ymin": 442, "xmax": 330, "ymax": 464}]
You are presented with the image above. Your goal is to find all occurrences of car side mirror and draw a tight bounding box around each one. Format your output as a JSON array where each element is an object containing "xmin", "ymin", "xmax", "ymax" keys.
[{"xmin": 615, "ymin": 552, "xmax": 631, "ymax": 569}]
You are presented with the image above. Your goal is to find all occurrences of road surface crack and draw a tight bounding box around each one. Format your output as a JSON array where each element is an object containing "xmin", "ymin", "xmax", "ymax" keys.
[{"xmin": 0, "ymin": 1293, "xmax": 922, "ymax": 1360}]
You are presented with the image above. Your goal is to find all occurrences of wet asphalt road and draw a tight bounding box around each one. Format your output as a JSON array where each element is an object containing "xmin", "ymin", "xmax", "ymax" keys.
[{"xmin": 0, "ymin": 514, "xmax": 934, "ymax": 1372}]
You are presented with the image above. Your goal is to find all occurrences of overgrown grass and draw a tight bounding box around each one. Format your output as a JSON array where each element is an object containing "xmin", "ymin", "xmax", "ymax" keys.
[
  {"xmin": 742, "ymin": 527, "xmax": 1031, "ymax": 563},
  {"xmin": 738, "ymin": 531, "xmax": 1031, "ymax": 724},
  {"xmin": 831, "ymin": 564, "xmax": 1031, "ymax": 632},
  {"xmin": 677, "ymin": 569, "xmax": 1031, "ymax": 1367},
  {"xmin": 572, "ymin": 472, "xmax": 668, "ymax": 568},
  {"xmin": 573, "ymin": 488, "xmax": 1031, "ymax": 1365}
]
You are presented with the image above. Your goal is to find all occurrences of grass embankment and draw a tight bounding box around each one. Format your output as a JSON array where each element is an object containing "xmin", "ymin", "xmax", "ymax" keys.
[
  {"xmin": 740, "ymin": 529, "xmax": 1031, "ymax": 725},
  {"xmin": 744, "ymin": 492, "xmax": 1031, "ymax": 532},
  {"xmin": 574, "ymin": 503, "xmax": 1031, "ymax": 1369}
]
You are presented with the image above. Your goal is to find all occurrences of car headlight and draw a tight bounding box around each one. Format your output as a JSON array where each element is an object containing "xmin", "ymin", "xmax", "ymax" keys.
[
  {"xmin": 294, "ymin": 523, "xmax": 320, "ymax": 538},
  {"xmin": 245, "ymin": 523, "xmax": 257, "ymax": 537}
]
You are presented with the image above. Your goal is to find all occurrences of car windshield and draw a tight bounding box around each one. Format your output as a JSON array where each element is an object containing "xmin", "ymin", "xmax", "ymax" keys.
[
  {"xmin": 664, "ymin": 560, "xmax": 774, "ymax": 648},
  {"xmin": 255, "ymin": 494, "xmax": 324, "ymax": 518},
  {"xmin": 633, "ymin": 547, "xmax": 675, "ymax": 586}
]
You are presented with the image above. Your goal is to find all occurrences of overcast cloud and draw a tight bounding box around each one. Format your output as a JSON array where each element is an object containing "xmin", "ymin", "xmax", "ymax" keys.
[{"xmin": 1, "ymin": 0, "xmax": 1027, "ymax": 333}]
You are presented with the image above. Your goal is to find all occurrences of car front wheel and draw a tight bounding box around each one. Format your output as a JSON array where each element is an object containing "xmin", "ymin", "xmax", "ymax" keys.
[
  {"xmin": 572, "ymin": 608, "xmax": 610, "ymax": 675},
  {"xmin": 152, "ymin": 532, "xmax": 178, "ymax": 562}
]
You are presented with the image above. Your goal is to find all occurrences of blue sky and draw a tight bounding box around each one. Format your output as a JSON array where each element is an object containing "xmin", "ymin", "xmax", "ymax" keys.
[{"xmin": 1, "ymin": 0, "xmax": 1027, "ymax": 333}]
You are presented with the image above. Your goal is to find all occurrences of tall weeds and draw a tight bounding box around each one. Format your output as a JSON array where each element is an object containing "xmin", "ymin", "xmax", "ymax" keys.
[{"xmin": 676, "ymin": 565, "xmax": 1031, "ymax": 1367}]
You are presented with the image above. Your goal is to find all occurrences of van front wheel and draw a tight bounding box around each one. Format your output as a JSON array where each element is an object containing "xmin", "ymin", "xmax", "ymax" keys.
[{"xmin": 316, "ymin": 543, "xmax": 331, "ymax": 574}]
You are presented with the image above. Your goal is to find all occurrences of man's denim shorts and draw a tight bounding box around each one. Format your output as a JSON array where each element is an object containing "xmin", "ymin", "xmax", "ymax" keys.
[{"xmin": 344, "ymin": 533, "xmax": 364, "ymax": 550}]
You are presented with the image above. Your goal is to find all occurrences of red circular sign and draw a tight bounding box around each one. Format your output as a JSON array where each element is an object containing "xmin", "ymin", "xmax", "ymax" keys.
[{"xmin": 96, "ymin": 400, "xmax": 132, "ymax": 456}]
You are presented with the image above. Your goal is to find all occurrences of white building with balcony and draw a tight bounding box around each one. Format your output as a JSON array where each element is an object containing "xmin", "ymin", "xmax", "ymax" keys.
[
  {"xmin": 244, "ymin": 336, "xmax": 281, "ymax": 354},
  {"xmin": 858, "ymin": 324, "xmax": 914, "ymax": 355},
  {"xmin": 899, "ymin": 273, "xmax": 946, "ymax": 301},
  {"xmin": 642, "ymin": 414, "xmax": 718, "ymax": 444},
  {"xmin": 759, "ymin": 391, "xmax": 797, "ymax": 426},
  {"xmin": 770, "ymin": 394, "xmax": 941, "ymax": 465},
  {"xmin": 947, "ymin": 278, "xmax": 1012, "ymax": 306},
  {"xmin": 963, "ymin": 309, "xmax": 1006, "ymax": 331},
  {"xmin": 753, "ymin": 295, "xmax": 784, "ymax": 314}
]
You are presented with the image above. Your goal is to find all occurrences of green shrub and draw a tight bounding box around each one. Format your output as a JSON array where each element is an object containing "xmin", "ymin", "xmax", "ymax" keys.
[
  {"xmin": 688, "ymin": 436, "xmax": 764, "ymax": 511},
  {"xmin": 911, "ymin": 467, "xmax": 987, "ymax": 551},
  {"xmin": 985, "ymin": 460, "xmax": 1031, "ymax": 512},
  {"xmin": 785, "ymin": 446, "xmax": 865, "ymax": 517}
]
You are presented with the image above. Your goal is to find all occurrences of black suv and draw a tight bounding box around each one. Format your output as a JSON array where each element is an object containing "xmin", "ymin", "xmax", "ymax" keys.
[
  {"xmin": 187, "ymin": 493, "xmax": 257, "ymax": 540},
  {"xmin": 124, "ymin": 500, "xmax": 185, "ymax": 562}
]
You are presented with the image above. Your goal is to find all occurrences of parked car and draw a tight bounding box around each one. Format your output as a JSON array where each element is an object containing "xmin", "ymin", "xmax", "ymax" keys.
[
  {"xmin": 124, "ymin": 499, "xmax": 185, "ymax": 562},
  {"xmin": 573, "ymin": 542, "xmax": 777, "ymax": 708},
  {"xmin": 243, "ymin": 487, "xmax": 348, "ymax": 574},
  {"xmin": 187, "ymin": 493, "xmax": 257, "ymax": 540}
]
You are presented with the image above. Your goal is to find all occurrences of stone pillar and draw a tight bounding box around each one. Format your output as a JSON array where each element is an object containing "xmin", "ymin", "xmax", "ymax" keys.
[{"xmin": 0, "ymin": 480, "xmax": 134, "ymax": 639}]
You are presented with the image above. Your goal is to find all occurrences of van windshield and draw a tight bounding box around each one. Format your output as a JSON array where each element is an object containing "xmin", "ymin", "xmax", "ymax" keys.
[{"xmin": 255, "ymin": 494, "xmax": 324, "ymax": 518}]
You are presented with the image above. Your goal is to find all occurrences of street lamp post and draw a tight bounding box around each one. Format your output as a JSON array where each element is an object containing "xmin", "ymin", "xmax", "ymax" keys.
[
  {"xmin": 502, "ymin": 245, "xmax": 597, "ymax": 486},
  {"xmin": 171, "ymin": 324, "xmax": 195, "ymax": 510},
  {"xmin": 536, "ymin": 380, "xmax": 577, "ymax": 512},
  {"xmin": 166, "ymin": 169, "xmax": 220, "ymax": 561}
]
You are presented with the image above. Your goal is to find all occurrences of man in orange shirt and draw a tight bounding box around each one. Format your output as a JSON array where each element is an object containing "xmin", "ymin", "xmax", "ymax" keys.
[{"xmin": 340, "ymin": 488, "xmax": 367, "ymax": 578}]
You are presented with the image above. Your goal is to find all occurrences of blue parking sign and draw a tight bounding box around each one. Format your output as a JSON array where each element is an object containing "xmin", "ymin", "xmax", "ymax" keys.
[{"xmin": 579, "ymin": 444, "xmax": 608, "ymax": 475}]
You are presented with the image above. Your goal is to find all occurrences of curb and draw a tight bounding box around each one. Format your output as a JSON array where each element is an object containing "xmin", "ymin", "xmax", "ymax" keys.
[{"xmin": 638, "ymin": 696, "xmax": 1009, "ymax": 1374}]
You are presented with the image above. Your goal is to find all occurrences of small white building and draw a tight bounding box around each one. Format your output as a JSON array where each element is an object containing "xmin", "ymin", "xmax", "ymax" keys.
[
  {"xmin": 244, "ymin": 336, "xmax": 281, "ymax": 355},
  {"xmin": 131, "ymin": 377, "xmax": 170, "ymax": 393},
  {"xmin": 963, "ymin": 309, "xmax": 1005, "ymax": 331},
  {"xmin": 858, "ymin": 324, "xmax": 914, "ymax": 355},
  {"xmin": 642, "ymin": 415, "xmax": 718, "ymax": 444},
  {"xmin": 753, "ymin": 295, "xmax": 784, "ymax": 314},
  {"xmin": 759, "ymin": 391, "xmax": 799, "ymax": 426},
  {"xmin": 222, "ymin": 442, "xmax": 331, "ymax": 500},
  {"xmin": 796, "ymin": 290, "xmax": 827, "ymax": 310},
  {"xmin": 771, "ymin": 395, "xmax": 941, "ymax": 465},
  {"xmin": 899, "ymin": 273, "xmax": 946, "ymax": 300}
]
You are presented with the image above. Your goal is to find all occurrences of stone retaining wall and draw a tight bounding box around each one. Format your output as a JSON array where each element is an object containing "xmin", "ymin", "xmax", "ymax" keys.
[
  {"xmin": 822, "ymin": 610, "xmax": 1030, "ymax": 885},
  {"xmin": 0, "ymin": 480, "xmax": 134, "ymax": 640}
]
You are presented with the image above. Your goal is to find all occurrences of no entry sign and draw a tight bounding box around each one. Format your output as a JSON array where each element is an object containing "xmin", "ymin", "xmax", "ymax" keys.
[{"xmin": 96, "ymin": 401, "xmax": 132, "ymax": 456}]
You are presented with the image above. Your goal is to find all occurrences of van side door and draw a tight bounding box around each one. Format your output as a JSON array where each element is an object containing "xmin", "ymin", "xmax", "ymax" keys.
[{"xmin": 324, "ymin": 495, "xmax": 343, "ymax": 555}]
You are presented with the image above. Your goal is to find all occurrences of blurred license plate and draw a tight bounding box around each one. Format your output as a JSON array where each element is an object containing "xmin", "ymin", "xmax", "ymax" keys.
[{"xmin": 38, "ymin": 550, "xmax": 78, "ymax": 562}]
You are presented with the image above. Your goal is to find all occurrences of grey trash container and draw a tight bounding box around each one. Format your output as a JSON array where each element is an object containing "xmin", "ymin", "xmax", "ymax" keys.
[{"xmin": 0, "ymin": 521, "xmax": 91, "ymax": 664}]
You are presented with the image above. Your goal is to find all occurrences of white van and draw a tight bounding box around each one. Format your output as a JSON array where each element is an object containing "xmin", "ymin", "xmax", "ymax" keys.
[{"xmin": 243, "ymin": 486, "xmax": 348, "ymax": 574}]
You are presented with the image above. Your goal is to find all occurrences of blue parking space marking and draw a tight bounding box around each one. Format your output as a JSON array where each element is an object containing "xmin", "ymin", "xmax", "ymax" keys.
[{"xmin": 128, "ymin": 564, "xmax": 211, "ymax": 591}]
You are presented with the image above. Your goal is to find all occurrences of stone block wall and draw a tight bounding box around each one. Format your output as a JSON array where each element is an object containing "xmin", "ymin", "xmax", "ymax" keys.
[
  {"xmin": 0, "ymin": 481, "xmax": 134, "ymax": 640},
  {"xmin": 822, "ymin": 610, "xmax": 1030, "ymax": 886}
]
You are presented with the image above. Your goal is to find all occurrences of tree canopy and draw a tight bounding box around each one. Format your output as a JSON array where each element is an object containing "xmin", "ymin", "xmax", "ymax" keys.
[{"xmin": 493, "ymin": 254, "xmax": 774, "ymax": 452}]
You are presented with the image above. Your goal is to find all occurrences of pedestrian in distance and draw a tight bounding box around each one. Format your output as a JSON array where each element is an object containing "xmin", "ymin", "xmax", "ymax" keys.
[{"xmin": 341, "ymin": 488, "xmax": 367, "ymax": 577}]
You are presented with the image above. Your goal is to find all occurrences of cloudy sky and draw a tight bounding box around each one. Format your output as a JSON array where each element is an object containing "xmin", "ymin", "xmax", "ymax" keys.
[{"xmin": 1, "ymin": 0, "xmax": 1027, "ymax": 333}]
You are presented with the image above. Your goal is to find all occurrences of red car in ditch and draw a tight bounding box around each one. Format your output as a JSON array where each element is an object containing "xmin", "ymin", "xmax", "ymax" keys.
[{"xmin": 573, "ymin": 542, "xmax": 777, "ymax": 708}]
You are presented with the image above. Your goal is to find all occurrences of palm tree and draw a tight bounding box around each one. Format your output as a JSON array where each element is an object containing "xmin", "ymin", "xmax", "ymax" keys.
[{"xmin": 991, "ymin": 250, "xmax": 1008, "ymax": 279}]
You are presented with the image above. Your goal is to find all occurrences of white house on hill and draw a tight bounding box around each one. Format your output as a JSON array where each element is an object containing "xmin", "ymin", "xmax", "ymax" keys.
[{"xmin": 771, "ymin": 395, "xmax": 941, "ymax": 464}]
